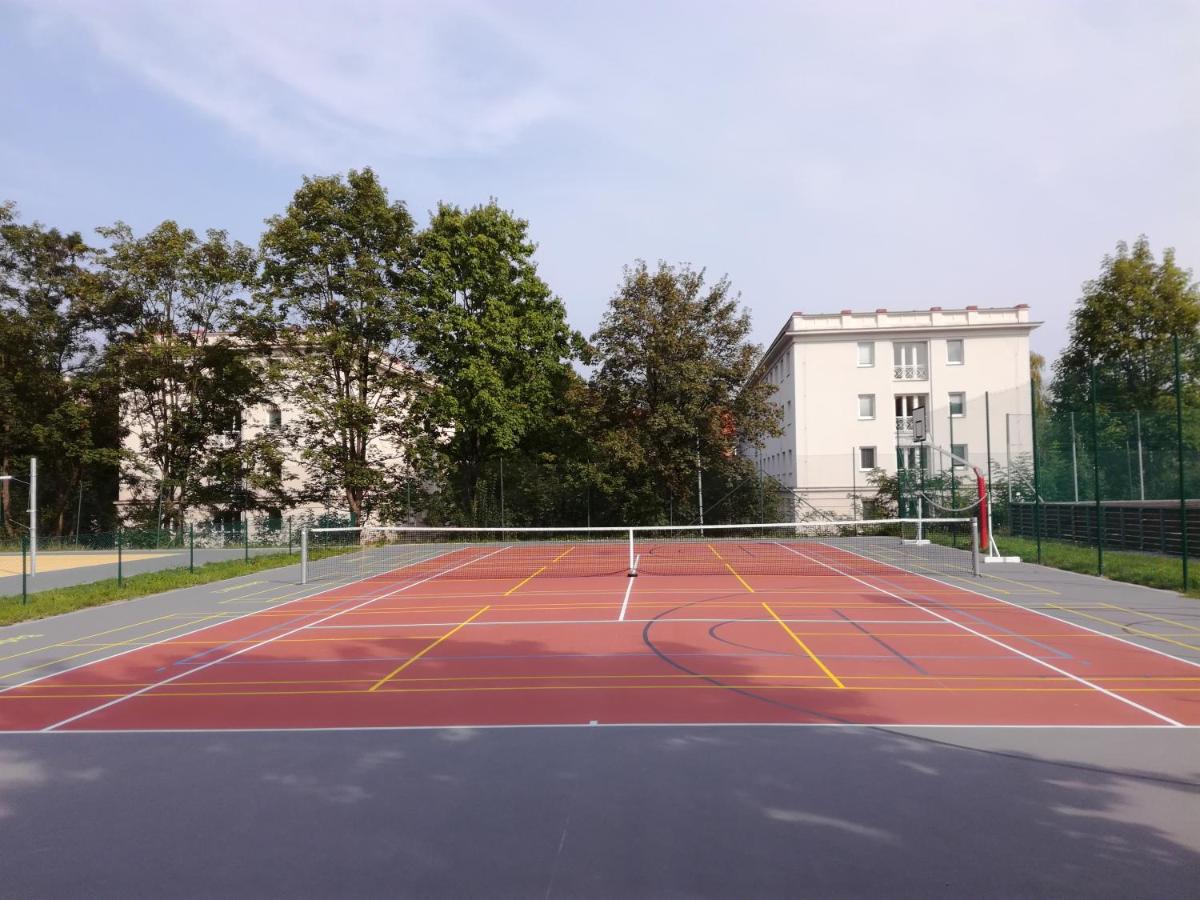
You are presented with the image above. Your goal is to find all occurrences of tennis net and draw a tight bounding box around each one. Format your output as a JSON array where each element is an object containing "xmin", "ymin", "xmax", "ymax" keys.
[{"xmin": 301, "ymin": 518, "xmax": 980, "ymax": 584}]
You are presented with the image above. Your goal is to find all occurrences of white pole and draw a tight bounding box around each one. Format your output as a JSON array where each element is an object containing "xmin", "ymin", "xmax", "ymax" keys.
[
  {"xmin": 971, "ymin": 518, "xmax": 981, "ymax": 575},
  {"xmin": 30, "ymin": 457, "xmax": 37, "ymax": 577},
  {"xmin": 627, "ymin": 528, "xmax": 636, "ymax": 576}
]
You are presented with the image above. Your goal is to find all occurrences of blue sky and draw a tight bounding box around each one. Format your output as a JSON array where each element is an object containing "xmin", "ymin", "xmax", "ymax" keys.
[{"xmin": 2, "ymin": 0, "xmax": 1198, "ymax": 361}]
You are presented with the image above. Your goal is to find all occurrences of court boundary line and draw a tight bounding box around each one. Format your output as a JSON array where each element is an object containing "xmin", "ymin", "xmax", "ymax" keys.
[
  {"xmin": 781, "ymin": 542, "xmax": 1184, "ymax": 727},
  {"xmin": 835, "ymin": 546, "xmax": 1200, "ymax": 673},
  {"xmin": 1, "ymin": 721, "xmax": 1196, "ymax": 735},
  {"xmin": 618, "ymin": 555, "xmax": 639, "ymax": 622},
  {"xmin": 0, "ymin": 570, "xmax": 388, "ymax": 694},
  {"xmin": 33, "ymin": 548, "xmax": 511, "ymax": 731}
]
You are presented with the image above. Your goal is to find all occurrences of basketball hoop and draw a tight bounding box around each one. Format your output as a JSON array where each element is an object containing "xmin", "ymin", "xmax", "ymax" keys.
[{"xmin": 912, "ymin": 406, "xmax": 928, "ymax": 442}]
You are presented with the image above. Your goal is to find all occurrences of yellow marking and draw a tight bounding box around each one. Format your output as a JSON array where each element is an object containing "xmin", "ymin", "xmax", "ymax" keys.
[
  {"xmin": 762, "ymin": 602, "xmax": 844, "ymax": 688},
  {"xmin": 0, "ymin": 615, "xmax": 226, "ymax": 682},
  {"xmin": 1047, "ymin": 603, "xmax": 1200, "ymax": 652},
  {"xmin": 0, "ymin": 613, "xmax": 186, "ymax": 667},
  {"xmin": 706, "ymin": 544, "xmax": 755, "ymax": 593},
  {"xmin": 0, "ymin": 634, "xmax": 42, "ymax": 646},
  {"xmin": 21, "ymin": 672, "xmax": 1200, "ymax": 690},
  {"xmin": 502, "ymin": 546, "xmax": 574, "ymax": 596},
  {"xmin": 9, "ymin": 683, "xmax": 1199, "ymax": 701},
  {"xmin": 1098, "ymin": 603, "xmax": 1200, "ymax": 634},
  {"xmin": 368, "ymin": 606, "xmax": 490, "ymax": 692}
]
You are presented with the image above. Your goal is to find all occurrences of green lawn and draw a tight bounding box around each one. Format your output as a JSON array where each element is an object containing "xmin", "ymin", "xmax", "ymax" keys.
[
  {"xmin": 0, "ymin": 549, "xmax": 335, "ymax": 626},
  {"xmin": 992, "ymin": 533, "xmax": 1200, "ymax": 598}
]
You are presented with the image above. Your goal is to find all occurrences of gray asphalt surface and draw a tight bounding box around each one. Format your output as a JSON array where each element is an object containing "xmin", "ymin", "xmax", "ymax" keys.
[
  {"xmin": 1, "ymin": 555, "xmax": 1198, "ymax": 896},
  {"xmin": 0, "ymin": 726, "xmax": 1196, "ymax": 898}
]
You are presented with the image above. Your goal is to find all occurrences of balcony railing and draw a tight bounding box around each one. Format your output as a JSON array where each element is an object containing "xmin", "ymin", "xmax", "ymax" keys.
[{"xmin": 893, "ymin": 364, "xmax": 928, "ymax": 381}]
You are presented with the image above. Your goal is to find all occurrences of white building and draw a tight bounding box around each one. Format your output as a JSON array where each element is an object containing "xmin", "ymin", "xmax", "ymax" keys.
[{"xmin": 748, "ymin": 305, "xmax": 1039, "ymax": 517}]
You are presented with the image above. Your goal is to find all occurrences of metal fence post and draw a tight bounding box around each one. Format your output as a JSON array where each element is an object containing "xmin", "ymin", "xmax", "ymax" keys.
[
  {"xmin": 117, "ymin": 527, "xmax": 124, "ymax": 586},
  {"xmin": 1030, "ymin": 376, "xmax": 1042, "ymax": 564},
  {"xmin": 189, "ymin": 523, "xmax": 195, "ymax": 573},
  {"xmin": 1090, "ymin": 363, "xmax": 1103, "ymax": 575},
  {"xmin": 1175, "ymin": 336, "xmax": 1189, "ymax": 590},
  {"xmin": 21, "ymin": 534, "xmax": 28, "ymax": 604},
  {"xmin": 300, "ymin": 528, "xmax": 308, "ymax": 584},
  {"xmin": 244, "ymin": 519, "xmax": 250, "ymax": 563}
]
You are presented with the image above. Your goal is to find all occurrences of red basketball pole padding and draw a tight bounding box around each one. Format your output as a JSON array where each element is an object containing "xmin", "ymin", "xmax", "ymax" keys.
[{"xmin": 975, "ymin": 470, "xmax": 989, "ymax": 552}]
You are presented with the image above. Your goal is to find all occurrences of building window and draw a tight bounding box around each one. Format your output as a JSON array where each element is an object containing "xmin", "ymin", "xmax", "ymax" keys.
[
  {"xmin": 859, "ymin": 446, "xmax": 877, "ymax": 470},
  {"xmin": 266, "ymin": 403, "xmax": 282, "ymax": 430},
  {"xmin": 857, "ymin": 394, "xmax": 875, "ymax": 419},
  {"xmin": 947, "ymin": 339, "xmax": 964, "ymax": 365},
  {"xmin": 951, "ymin": 443, "xmax": 968, "ymax": 467},
  {"xmin": 857, "ymin": 342, "xmax": 875, "ymax": 367},
  {"xmin": 893, "ymin": 342, "xmax": 928, "ymax": 380},
  {"xmin": 949, "ymin": 392, "xmax": 965, "ymax": 417}
]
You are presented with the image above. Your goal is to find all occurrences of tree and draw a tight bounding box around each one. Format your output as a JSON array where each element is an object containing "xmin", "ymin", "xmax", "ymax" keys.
[
  {"xmin": 413, "ymin": 201, "xmax": 583, "ymax": 524},
  {"xmin": 98, "ymin": 220, "xmax": 269, "ymax": 529},
  {"xmin": 0, "ymin": 203, "xmax": 119, "ymax": 536},
  {"xmin": 589, "ymin": 261, "xmax": 780, "ymax": 524},
  {"xmin": 1052, "ymin": 236, "xmax": 1200, "ymax": 410},
  {"xmin": 259, "ymin": 169, "xmax": 421, "ymax": 524}
]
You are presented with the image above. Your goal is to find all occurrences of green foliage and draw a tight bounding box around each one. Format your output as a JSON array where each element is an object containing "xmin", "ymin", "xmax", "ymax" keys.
[
  {"xmin": 1052, "ymin": 236, "xmax": 1200, "ymax": 411},
  {"xmin": 0, "ymin": 203, "xmax": 120, "ymax": 537},
  {"xmin": 413, "ymin": 201, "xmax": 584, "ymax": 523},
  {"xmin": 97, "ymin": 220, "xmax": 269, "ymax": 528},
  {"xmin": 259, "ymin": 168, "xmax": 421, "ymax": 523},
  {"xmin": 588, "ymin": 261, "xmax": 780, "ymax": 523}
]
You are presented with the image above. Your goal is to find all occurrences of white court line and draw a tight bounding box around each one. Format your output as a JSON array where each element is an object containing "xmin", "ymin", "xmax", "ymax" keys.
[
  {"xmin": 618, "ymin": 555, "xmax": 639, "ymax": 622},
  {"xmin": 776, "ymin": 541, "xmax": 1183, "ymax": 727},
  {"xmin": 40, "ymin": 547, "xmax": 510, "ymax": 732},
  {"xmin": 0, "ymin": 568, "xmax": 390, "ymax": 693},
  {"xmin": 314, "ymin": 617, "xmax": 958, "ymax": 629},
  {"xmin": 3, "ymin": 721, "xmax": 1195, "ymax": 735}
]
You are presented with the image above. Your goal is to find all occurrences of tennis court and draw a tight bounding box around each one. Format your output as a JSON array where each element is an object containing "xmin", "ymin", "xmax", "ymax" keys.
[{"xmin": 1, "ymin": 520, "xmax": 1196, "ymax": 733}]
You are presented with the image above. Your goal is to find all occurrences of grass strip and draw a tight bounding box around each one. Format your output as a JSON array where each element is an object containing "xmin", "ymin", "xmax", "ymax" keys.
[{"xmin": 0, "ymin": 548, "xmax": 350, "ymax": 626}]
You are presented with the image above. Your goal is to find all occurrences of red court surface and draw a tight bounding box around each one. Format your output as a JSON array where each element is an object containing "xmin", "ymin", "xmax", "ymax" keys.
[{"xmin": 1, "ymin": 541, "xmax": 1198, "ymax": 731}]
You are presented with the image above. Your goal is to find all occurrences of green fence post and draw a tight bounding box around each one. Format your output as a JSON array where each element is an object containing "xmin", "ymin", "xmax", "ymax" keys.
[
  {"xmin": 189, "ymin": 523, "xmax": 195, "ymax": 573},
  {"xmin": 1030, "ymin": 375, "xmax": 1043, "ymax": 564},
  {"xmin": 117, "ymin": 528, "xmax": 123, "ymax": 587},
  {"xmin": 21, "ymin": 534, "xmax": 28, "ymax": 605},
  {"xmin": 244, "ymin": 519, "xmax": 250, "ymax": 563},
  {"xmin": 1090, "ymin": 363, "xmax": 1103, "ymax": 575},
  {"xmin": 1175, "ymin": 336, "xmax": 1189, "ymax": 591}
]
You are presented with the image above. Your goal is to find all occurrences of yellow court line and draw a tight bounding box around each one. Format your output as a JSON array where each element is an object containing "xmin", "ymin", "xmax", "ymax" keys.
[
  {"xmin": 502, "ymin": 545, "xmax": 575, "ymax": 597},
  {"xmin": 1098, "ymin": 603, "xmax": 1200, "ymax": 634},
  {"xmin": 980, "ymin": 571, "xmax": 1058, "ymax": 595},
  {"xmin": 26, "ymin": 672, "xmax": 1200, "ymax": 691},
  {"xmin": 0, "ymin": 613, "xmax": 184, "ymax": 666},
  {"xmin": 1047, "ymin": 603, "xmax": 1200, "ymax": 653},
  {"xmin": 0, "ymin": 615, "xmax": 228, "ymax": 682},
  {"xmin": 707, "ymin": 544, "xmax": 754, "ymax": 593},
  {"xmin": 15, "ymin": 683, "xmax": 1194, "ymax": 702},
  {"xmin": 762, "ymin": 602, "xmax": 844, "ymax": 688},
  {"xmin": 367, "ymin": 606, "xmax": 490, "ymax": 692}
]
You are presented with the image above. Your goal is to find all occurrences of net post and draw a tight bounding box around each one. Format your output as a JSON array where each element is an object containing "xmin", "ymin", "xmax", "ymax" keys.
[
  {"xmin": 301, "ymin": 528, "xmax": 309, "ymax": 584},
  {"xmin": 627, "ymin": 528, "xmax": 635, "ymax": 576},
  {"xmin": 971, "ymin": 518, "xmax": 981, "ymax": 576}
]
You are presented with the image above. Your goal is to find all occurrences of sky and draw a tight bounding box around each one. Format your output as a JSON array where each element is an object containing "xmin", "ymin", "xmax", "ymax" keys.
[{"xmin": 2, "ymin": 0, "xmax": 1198, "ymax": 362}]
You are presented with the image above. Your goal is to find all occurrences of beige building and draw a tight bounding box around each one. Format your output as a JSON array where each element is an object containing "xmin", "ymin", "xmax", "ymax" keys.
[{"xmin": 749, "ymin": 306, "xmax": 1039, "ymax": 517}]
